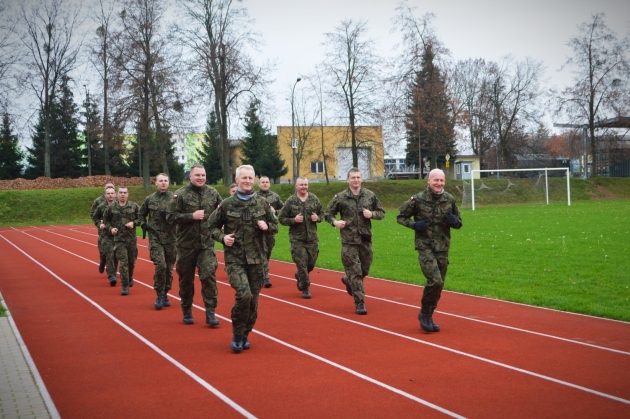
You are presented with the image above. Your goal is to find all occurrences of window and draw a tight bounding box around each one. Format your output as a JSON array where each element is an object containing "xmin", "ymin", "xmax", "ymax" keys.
[{"xmin": 311, "ymin": 161, "xmax": 325, "ymax": 173}]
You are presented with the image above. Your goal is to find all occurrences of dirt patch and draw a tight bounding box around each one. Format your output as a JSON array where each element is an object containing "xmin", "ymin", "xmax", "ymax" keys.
[{"xmin": 0, "ymin": 175, "xmax": 146, "ymax": 190}]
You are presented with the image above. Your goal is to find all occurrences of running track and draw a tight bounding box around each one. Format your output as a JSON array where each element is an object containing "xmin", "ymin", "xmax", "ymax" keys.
[{"xmin": 0, "ymin": 225, "xmax": 628, "ymax": 418}]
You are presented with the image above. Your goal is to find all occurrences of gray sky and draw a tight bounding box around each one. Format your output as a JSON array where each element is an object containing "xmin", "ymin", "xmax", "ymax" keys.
[{"xmin": 247, "ymin": 0, "xmax": 630, "ymax": 126}]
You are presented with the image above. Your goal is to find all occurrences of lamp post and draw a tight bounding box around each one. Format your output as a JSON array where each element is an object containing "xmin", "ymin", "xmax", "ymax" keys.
[{"xmin": 291, "ymin": 77, "xmax": 302, "ymax": 183}]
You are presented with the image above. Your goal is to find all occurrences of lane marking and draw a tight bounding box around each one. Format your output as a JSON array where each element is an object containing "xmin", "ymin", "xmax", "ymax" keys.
[
  {"xmin": 41, "ymin": 226, "xmax": 630, "ymax": 356},
  {"xmin": 0, "ymin": 233, "xmax": 257, "ymax": 419},
  {"xmin": 5, "ymin": 230, "xmax": 466, "ymax": 418}
]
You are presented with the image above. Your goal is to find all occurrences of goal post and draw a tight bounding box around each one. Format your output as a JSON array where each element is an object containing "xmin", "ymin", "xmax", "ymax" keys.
[{"xmin": 469, "ymin": 167, "xmax": 571, "ymax": 211}]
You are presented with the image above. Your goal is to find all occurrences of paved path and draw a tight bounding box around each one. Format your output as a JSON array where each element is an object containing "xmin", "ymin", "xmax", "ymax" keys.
[{"xmin": 0, "ymin": 295, "xmax": 58, "ymax": 419}]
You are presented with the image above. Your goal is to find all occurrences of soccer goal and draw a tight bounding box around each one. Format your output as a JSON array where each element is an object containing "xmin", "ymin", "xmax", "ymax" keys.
[{"xmin": 463, "ymin": 167, "xmax": 571, "ymax": 210}]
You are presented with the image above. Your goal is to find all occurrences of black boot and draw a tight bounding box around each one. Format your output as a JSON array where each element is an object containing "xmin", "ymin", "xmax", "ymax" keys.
[
  {"xmin": 182, "ymin": 308, "xmax": 194, "ymax": 325},
  {"xmin": 231, "ymin": 336, "xmax": 243, "ymax": 353},
  {"xmin": 154, "ymin": 295, "xmax": 164, "ymax": 310},
  {"xmin": 430, "ymin": 308, "xmax": 440, "ymax": 332},
  {"xmin": 420, "ymin": 313, "xmax": 434, "ymax": 332},
  {"xmin": 206, "ymin": 311, "xmax": 220, "ymax": 328}
]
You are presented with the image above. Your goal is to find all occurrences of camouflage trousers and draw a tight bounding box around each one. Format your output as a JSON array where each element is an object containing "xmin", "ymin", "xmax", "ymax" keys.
[
  {"xmin": 291, "ymin": 241, "xmax": 319, "ymax": 291},
  {"xmin": 149, "ymin": 238, "xmax": 176, "ymax": 297},
  {"xmin": 176, "ymin": 247, "xmax": 218, "ymax": 312},
  {"xmin": 98, "ymin": 233, "xmax": 116, "ymax": 277},
  {"xmin": 114, "ymin": 240, "xmax": 138, "ymax": 287},
  {"xmin": 262, "ymin": 234, "xmax": 276, "ymax": 281},
  {"xmin": 418, "ymin": 248, "xmax": 449, "ymax": 314},
  {"xmin": 341, "ymin": 242, "xmax": 373, "ymax": 305},
  {"xmin": 226, "ymin": 263, "xmax": 263, "ymax": 339}
]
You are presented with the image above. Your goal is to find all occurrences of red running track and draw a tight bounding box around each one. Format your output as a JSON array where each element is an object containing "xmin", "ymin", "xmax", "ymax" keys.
[{"xmin": 0, "ymin": 225, "xmax": 629, "ymax": 418}]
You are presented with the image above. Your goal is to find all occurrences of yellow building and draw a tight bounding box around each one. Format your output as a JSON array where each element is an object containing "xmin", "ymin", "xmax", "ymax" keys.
[{"xmin": 276, "ymin": 125, "xmax": 384, "ymax": 183}]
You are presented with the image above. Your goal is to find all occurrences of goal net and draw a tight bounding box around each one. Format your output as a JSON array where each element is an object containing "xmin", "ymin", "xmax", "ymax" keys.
[{"xmin": 460, "ymin": 168, "xmax": 571, "ymax": 210}]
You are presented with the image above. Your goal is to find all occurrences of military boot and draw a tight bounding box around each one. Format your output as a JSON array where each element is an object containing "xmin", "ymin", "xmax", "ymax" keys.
[
  {"xmin": 121, "ymin": 285, "xmax": 129, "ymax": 296},
  {"xmin": 231, "ymin": 336, "xmax": 244, "ymax": 353},
  {"xmin": 242, "ymin": 333, "xmax": 251, "ymax": 350},
  {"xmin": 162, "ymin": 294, "xmax": 171, "ymax": 307},
  {"xmin": 182, "ymin": 309, "xmax": 194, "ymax": 325},
  {"xmin": 206, "ymin": 311, "xmax": 220, "ymax": 328},
  {"xmin": 419, "ymin": 312, "xmax": 435, "ymax": 332},
  {"xmin": 154, "ymin": 295, "xmax": 164, "ymax": 310},
  {"xmin": 355, "ymin": 302, "xmax": 367, "ymax": 315},
  {"xmin": 108, "ymin": 276, "xmax": 117, "ymax": 287},
  {"xmin": 301, "ymin": 289, "xmax": 312, "ymax": 299},
  {"xmin": 430, "ymin": 307, "xmax": 440, "ymax": 332}
]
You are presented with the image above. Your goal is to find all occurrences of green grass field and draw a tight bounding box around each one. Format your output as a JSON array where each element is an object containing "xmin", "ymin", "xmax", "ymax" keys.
[{"xmin": 1, "ymin": 178, "xmax": 629, "ymax": 320}]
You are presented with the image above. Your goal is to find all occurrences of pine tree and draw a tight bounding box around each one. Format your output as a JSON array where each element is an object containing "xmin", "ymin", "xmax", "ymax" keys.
[
  {"xmin": 81, "ymin": 91, "xmax": 102, "ymax": 176},
  {"xmin": 240, "ymin": 100, "xmax": 287, "ymax": 181},
  {"xmin": 26, "ymin": 76, "xmax": 84, "ymax": 178},
  {"xmin": 198, "ymin": 111, "xmax": 223, "ymax": 184},
  {"xmin": 0, "ymin": 112, "xmax": 24, "ymax": 179},
  {"xmin": 405, "ymin": 43, "xmax": 455, "ymax": 174}
]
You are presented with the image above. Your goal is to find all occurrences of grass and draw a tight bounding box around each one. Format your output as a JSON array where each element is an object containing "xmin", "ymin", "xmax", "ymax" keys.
[{"xmin": 1, "ymin": 178, "xmax": 629, "ymax": 320}]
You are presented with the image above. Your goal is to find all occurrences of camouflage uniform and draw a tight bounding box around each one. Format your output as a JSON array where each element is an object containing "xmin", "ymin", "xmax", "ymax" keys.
[
  {"xmin": 207, "ymin": 194, "xmax": 278, "ymax": 342},
  {"xmin": 139, "ymin": 190, "xmax": 176, "ymax": 301},
  {"xmin": 396, "ymin": 187, "xmax": 462, "ymax": 320},
  {"xmin": 325, "ymin": 187, "xmax": 385, "ymax": 306},
  {"xmin": 103, "ymin": 201, "xmax": 140, "ymax": 291},
  {"xmin": 257, "ymin": 189, "xmax": 283, "ymax": 286},
  {"xmin": 92, "ymin": 201, "xmax": 116, "ymax": 281},
  {"xmin": 90, "ymin": 195, "xmax": 107, "ymax": 268},
  {"xmin": 277, "ymin": 193, "xmax": 323, "ymax": 292},
  {"xmin": 168, "ymin": 183, "xmax": 222, "ymax": 320}
]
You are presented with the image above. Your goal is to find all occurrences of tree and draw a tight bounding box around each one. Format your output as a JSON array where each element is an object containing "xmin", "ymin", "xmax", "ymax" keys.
[
  {"xmin": 0, "ymin": 2, "xmax": 19, "ymax": 106},
  {"xmin": 180, "ymin": 0, "xmax": 266, "ymax": 185},
  {"xmin": 21, "ymin": 0, "xmax": 80, "ymax": 178},
  {"xmin": 323, "ymin": 19, "xmax": 379, "ymax": 169},
  {"xmin": 556, "ymin": 13, "xmax": 630, "ymax": 176},
  {"xmin": 404, "ymin": 43, "xmax": 455, "ymax": 174},
  {"xmin": 240, "ymin": 99, "xmax": 287, "ymax": 182},
  {"xmin": 0, "ymin": 112, "xmax": 24, "ymax": 179},
  {"xmin": 198, "ymin": 111, "xmax": 223, "ymax": 184},
  {"xmin": 81, "ymin": 88, "xmax": 101, "ymax": 176},
  {"xmin": 26, "ymin": 75, "xmax": 83, "ymax": 178}
]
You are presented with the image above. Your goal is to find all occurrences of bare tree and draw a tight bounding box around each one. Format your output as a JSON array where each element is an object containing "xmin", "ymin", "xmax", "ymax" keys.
[
  {"xmin": 0, "ymin": 1, "xmax": 20, "ymax": 107},
  {"xmin": 20, "ymin": 0, "xmax": 80, "ymax": 178},
  {"xmin": 179, "ymin": 0, "xmax": 265, "ymax": 185},
  {"xmin": 309, "ymin": 68, "xmax": 330, "ymax": 183},
  {"xmin": 323, "ymin": 19, "xmax": 379, "ymax": 169},
  {"xmin": 556, "ymin": 13, "xmax": 629, "ymax": 175}
]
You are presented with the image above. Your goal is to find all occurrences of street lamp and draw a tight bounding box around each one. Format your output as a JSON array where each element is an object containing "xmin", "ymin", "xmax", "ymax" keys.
[{"xmin": 291, "ymin": 77, "xmax": 302, "ymax": 183}]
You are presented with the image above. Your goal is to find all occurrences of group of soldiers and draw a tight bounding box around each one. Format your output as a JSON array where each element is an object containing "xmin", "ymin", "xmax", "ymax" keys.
[{"xmin": 91, "ymin": 164, "xmax": 462, "ymax": 353}]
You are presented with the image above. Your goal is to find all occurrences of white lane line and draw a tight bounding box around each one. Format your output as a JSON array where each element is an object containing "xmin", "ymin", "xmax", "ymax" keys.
[
  {"xmin": 0, "ymin": 233, "xmax": 256, "ymax": 419},
  {"xmin": 8, "ymin": 229, "xmax": 466, "ymax": 418},
  {"xmin": 31, "ymin": 227, "xmax": 630, "ymax": 400}
]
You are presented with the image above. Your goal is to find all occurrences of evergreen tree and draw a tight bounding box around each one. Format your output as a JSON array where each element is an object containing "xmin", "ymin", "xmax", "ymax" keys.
[
  {"xmin": 0, "ymin": 112, "xmax": 24, "ymax": 179},
  {"xmin": 198, "ymin": 111, "xmax": 223, "ymax": 184},
  {"xmin": 26, "ymin": 76, "xmax": 84, "ymax": 178},
  {"xmin": 81, "ymin": 91, "xmax": 102, "ymax": 176},
  {"xmin": 405, "ymin": 43, "xmax": 455, "ymax": 174},
  {"xmin": 241, "ymin": 100, "xmax": 287, "ymax": 182}
]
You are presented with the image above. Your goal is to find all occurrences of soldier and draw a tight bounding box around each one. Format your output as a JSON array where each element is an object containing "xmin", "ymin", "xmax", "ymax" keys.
[
  {"xmin": 396, "ymin": 168, "xmax": 462, "ymax": 333},
  {"xmin": 257, "ymin": 175, "xmax": 283, "ymax": 288},
  {"xmin": 139, "ymin": 173, "xmax": 177, "ymax": 310},
  {"xmin": 90, "ymin": 181, "xmax": 115, "ymax": 273},
  {"xmin": 168, "ymin": 164, "xmax": 222, "ymax": 327},
  {"xmin": 103, "ymin": 186, "xmax": 140, "ymax": 295},
  {"xmin": 325, "ymin": 167, "xmax": 385, "ymax": 315},
  {"xmin": 92, "ymin": 186, "xmax": 117, "ymax": 286},
  {"xmin": 277, "ymin": 177, "xmax": 323, "ymax": 299},
  {"xmin": 207, "ymin": 165, "xmax": 278, "ymax": 353}
]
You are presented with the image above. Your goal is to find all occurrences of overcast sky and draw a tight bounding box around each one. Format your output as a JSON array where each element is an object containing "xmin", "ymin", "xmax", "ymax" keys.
[{"xmin": 246, "ymin": 0, "xmax": 629, "ymax": 126}]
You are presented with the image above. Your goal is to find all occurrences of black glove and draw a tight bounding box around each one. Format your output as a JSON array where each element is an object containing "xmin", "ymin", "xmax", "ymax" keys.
[
  {"xmin": 413, "ymin": 219, "xmax": 430, "ymax": 232},
  {"xmin": 141, "ymin": 223, "xmax": 147, "ymax": 239},
  {"xmin": 445, "ymin": 213, "xmax": 459, "ymax": 227}
]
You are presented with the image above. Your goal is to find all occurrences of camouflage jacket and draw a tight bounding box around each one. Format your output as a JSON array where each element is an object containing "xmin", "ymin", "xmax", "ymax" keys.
[
  {"xmin": 325, "ymin": 187, "xmax": 385, "ymax": 245},
  {"xmin": 103, "ymin": 201, "xmax": 140, "ymax": 243},
  {"xmin": 93, "ymin": 201, "xmax": 114, "ymax": 238},
  {"xmin": 207, "ymin": 194, "xmax": 278, "ymax": 265},
  {"xmin": 396, "ymin": 187, "xmax": 462, "ymax": 252},
  {"xmin": 139, "ymin": 190, "xmax": 176, "ymax": 244},
  {"xmin": 278, "ymin": 193, "xmax": 323, "ymax": 243},
  {"xmin": 90, "ymin": 195, "xmax": 106, "ymax": 221},
  {"xmin": 168, "ymin": 183, "xmax": 222, "ymax": 250},
  {"xmin": 258, "ymin": 189, "xmax": 284, "ymax": 211}
]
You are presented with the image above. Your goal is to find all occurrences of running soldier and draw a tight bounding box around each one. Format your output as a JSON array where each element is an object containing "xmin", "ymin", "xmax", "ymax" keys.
[
  {"xmin": 207, "ymin": 165, "xmax": 278, "ymax": 353},
  {"xmin": 257, "ymin": 176, "xmax": 283, "ymax": 288},
  {"xmin": 90, "ymin": 181, "xmax": 115, "ymax": 273},
  {"xmin": 103, "ymin": 187, "xmax": 140, "ymax": 295},
  {"xmin": 92, "ymin": 186, "xmax": 117, "ymax": 285},
  {"xmin": 397, "ymin": 168, "xmax": 462, "ymax": 332},
  {"xmin": 139, "ymin": 173, "xmax": 176, "ymax": 310},
  {"xmin": 277, "ymin": 177, "xmax": 323, "ymax": 299},
  {"xmin": 168, "ymin": 164, "xmax": 222, "ymax": 326},
  {"xmin": 325, "ymin": 167, "xmax": 385, "ymax": 315}
]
